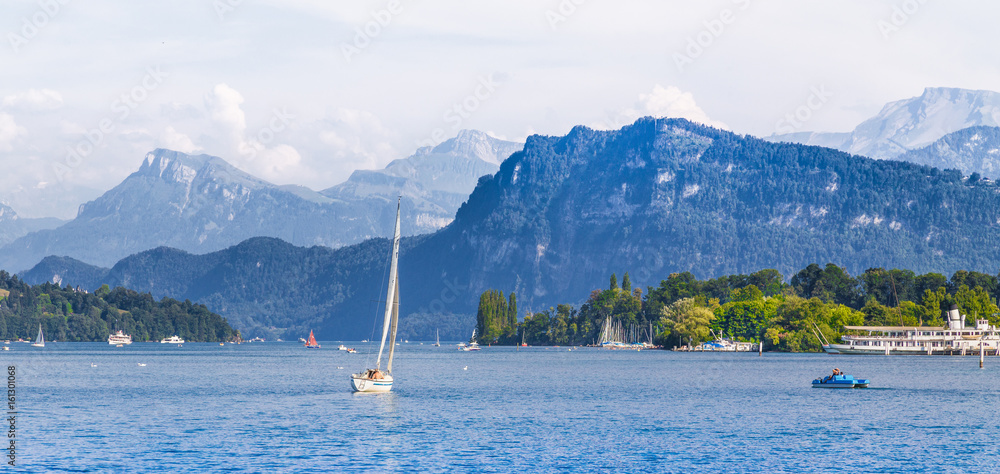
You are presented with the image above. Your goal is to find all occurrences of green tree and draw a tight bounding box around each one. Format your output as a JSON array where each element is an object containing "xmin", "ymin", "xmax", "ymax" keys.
[
  {"xmin": 954, "ymin": 284, "xmax": 999, "ymax": 326},
  {"xmin": 919, "ymin": 287, "xmax": 949, "ymax": 326},
  {"xmin": 714, "ymin": 285, "xmax": 775, "ymax": 340},
  {"xmin": 658, "ymin": 297, "xmax": 715, "ymax": 347}
]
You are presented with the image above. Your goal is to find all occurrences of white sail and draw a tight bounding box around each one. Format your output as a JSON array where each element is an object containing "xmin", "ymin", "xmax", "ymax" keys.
[
  {"xmin": 32, "ymin": 324, "xmax": 44, "ymax": 347},
  {"xmin": 375, "ymin": 198, "xmax": 402, "ymax": 371},
  {"xmin": 386, "ymin": 279, "xmax": 400, "ymax": 373}
]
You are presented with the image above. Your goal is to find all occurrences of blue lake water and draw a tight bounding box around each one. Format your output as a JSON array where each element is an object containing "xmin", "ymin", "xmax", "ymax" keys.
[{"xmin": 3, "ymin": 342, "xmax": 999, "ymax": 472}]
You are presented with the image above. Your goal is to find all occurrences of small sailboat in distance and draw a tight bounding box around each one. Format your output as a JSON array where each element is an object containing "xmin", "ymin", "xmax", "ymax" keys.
[
  {"xmin": 31, "ymin": 324, "xmax": 44, "ymax": 347},
  {"xmin": 433, "ymin": 329, "xmax": 441, "ymax": 347},
  {"xmin": 305, "ymin": 330, "xmax": 321, "ymax": 349},
  {"xmin": 350, "ymin": 198, "xmax": 402, "ymax": 393}
]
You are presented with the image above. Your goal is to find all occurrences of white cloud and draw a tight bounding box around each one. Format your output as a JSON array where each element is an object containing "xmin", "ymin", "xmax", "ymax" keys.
[
  {"xmin": 59, "ymin": 120, "xmax": 86, "ymax": 135},
  {"xmin": 255, "ymin": 144, "xmax": 303, "ymax": 175},
  {"xmin": 202, "ymin": 83, "xmax": 311, "ymax": 182},
  {"xmin": 316, "ymin": 108, "xmax": 398, "ymax": 171},
  {"xmin": 158, "ymin": 126, "xmax": 200, "ymax": 154},
  {"xmin": 0, "ymin": 113, "xmax": 27, "ymax": 151},
  {"xmin": 206, "ymin": 83, "xmax": 248, "ymax": 149},
  {"xmin": 2, "ymin": 89, "xmax": 63, "ymax": 111},
  {"xmin": 596, "ymin": 85, "xmax": 728, "ymax": 131},
  {"xmin": 638, "ymin": 85, "xmax": 728, "ymax": 130}
]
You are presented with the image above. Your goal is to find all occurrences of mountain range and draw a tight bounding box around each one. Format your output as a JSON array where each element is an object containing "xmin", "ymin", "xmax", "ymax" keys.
[
  {"xmin": 23, "ymin": 117, "xmax": 1000, "ymax": 340},
  {"xmin": 0, "ymin": 203, "xmax": 63, "ymax": 247},
  {"xmin": 896, "ymin": 126, "xmax": 1000, "ymax": 180},
  {"xmin": 0, "ymin": 131, "xmax": 520, "ymax": 272},
  {"xmin": 769, "ymin": 87, "xmax": 1000, "ymax": 160}
]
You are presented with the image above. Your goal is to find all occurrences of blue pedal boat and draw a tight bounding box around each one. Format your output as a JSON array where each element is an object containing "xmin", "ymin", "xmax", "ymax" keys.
[{"xmin": 812, "ymin": 374, "xmax": 870, "ymax": 388}]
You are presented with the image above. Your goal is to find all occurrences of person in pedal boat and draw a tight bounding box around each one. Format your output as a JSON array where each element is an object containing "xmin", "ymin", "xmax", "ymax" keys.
[{"xmin": 823, "ymin": 368, "xmax": 840, "ymax": 383}]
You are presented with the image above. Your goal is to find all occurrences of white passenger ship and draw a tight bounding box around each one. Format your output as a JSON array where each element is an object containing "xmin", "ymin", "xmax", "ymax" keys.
[
  {"xmin": 108, "ymin": 330, "xmax": 133, "ymax": 345},
  {"xmin": 826, "ymin": 305, "xmax": 1000, "ymax": 355}
]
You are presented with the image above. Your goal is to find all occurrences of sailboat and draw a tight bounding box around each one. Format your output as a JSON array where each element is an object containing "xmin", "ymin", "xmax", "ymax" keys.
[
  {"xmin": 305, "ymin": 330, "xmax": 321, "ymax": 349},
  {"xmin": 350, "ymin": 198, "xmax": 402, "ymax": 393},
  {"xmin": 433, "ymin": 329, "xmax": 441, "ymax": 347},
  {"xmin": 31, "ymin": 324, "xmax": 44, "ymax": 347}
]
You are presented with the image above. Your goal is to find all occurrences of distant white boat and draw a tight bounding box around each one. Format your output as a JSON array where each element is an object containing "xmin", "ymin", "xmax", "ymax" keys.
[
  {"xmin": 108, "ymin": 330, "xmax": 132, "ymax": 345},
  {"xmin": 31, "ymin": 324, "xmax": 44, "ymax": 347},
  {"xmin": 460, "ymin": 329, "xmax": 480, "ymax": 351},
  {"xmin": 433, "ymin": 329, "xmax": 440, "ymax": 347},
  {"xmin": 160, "ymin": 335, "xmax": 184, "ymax": 344}
]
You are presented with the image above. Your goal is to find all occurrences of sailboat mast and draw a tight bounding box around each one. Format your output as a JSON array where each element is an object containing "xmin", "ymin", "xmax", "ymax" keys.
[
  {"xmin": 376, "ymin": 198, "xmax": 402, "ymax": 370},
  {"xmin": 386, "ymin": 279, "xmax": 400, "ymax": 373}
]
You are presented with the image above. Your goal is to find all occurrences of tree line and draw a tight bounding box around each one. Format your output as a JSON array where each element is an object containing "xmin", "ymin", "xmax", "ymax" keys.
[
  {"xmin": 473, "ymin": 264, "xmax": 1000, "ymax": 352},
  {"xmin": 0, "ymin": 271, "xmax": 239, "ymax": 342}
]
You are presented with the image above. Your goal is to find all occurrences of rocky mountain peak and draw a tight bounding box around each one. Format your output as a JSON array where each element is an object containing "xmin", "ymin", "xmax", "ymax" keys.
[
  {"xmin": 428, "ymin": 129, "xmax": 523, "ymax": 165},
  {"xmin": 137, "ymin": 149, "xmax": 271, "ymax": 190},
  {"xmin": 0, "ymin": 203, "xmax": 17, "ymax": 223}
]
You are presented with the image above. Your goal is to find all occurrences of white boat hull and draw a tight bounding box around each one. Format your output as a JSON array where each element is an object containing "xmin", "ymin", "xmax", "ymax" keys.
[
  {"xmin": 812, "ymin": 383, "xmax": 857, "ymax": 388},
  {"xmin": 350, "ymin": 373, "xmax": 393, "ymax": 392},
  {"xmin": 827, "ymin": 343, "xmax": 993, "ymax": 355}
]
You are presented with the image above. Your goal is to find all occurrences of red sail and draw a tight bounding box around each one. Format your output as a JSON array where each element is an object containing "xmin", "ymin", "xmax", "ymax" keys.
[{"xmin": 305, "ymin": 330, "xmax": 320, "ymax": 348}]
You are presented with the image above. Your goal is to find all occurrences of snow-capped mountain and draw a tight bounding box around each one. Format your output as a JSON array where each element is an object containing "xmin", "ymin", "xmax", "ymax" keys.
[
  {"xmin": 770, "ymin": 87, "xmax": 1000, "ymax": 159},
  {"xmin": 897, "ymin": 126, "xmax": 1000, "ymax": 179},
  {"xmin": 0, "ymin": 131, "xmax": 523, "ymax": 272}
]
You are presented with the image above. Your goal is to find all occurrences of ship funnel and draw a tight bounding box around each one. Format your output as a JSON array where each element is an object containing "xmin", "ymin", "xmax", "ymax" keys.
[{"xmin": 946, "ymin": 304, "xmax": 964, "ymax": 330}]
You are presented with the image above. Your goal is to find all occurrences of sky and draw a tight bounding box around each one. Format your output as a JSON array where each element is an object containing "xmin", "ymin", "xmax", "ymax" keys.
[{"xmin": 1, "ymin": 0, "xmax": 999, "ymax": 219}]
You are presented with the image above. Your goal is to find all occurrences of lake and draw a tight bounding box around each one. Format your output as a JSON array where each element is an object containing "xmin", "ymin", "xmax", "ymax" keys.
[{"xmin": 4, "ymin": 342, "xmax": 999, "ymax": 472}]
